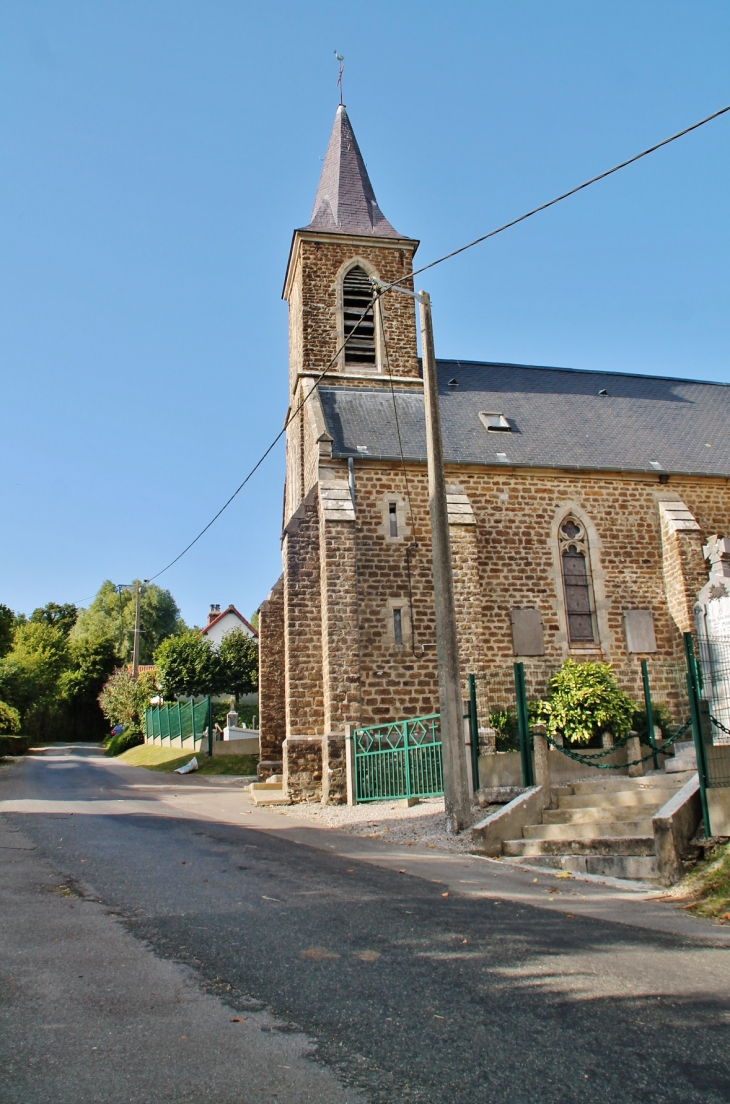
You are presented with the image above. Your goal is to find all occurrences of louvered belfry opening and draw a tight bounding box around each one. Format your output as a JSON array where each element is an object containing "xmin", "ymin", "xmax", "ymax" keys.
[{"xmin": 343, "ymin": 266, "xmax": 376, "ymax": 367}]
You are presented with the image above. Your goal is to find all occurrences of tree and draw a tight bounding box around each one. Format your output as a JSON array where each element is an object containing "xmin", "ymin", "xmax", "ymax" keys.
[
  {"xmin": 59, "ymin": 636, "xmax": 119, "ymax": 740},
  {"xmin": 0, "ymin": 701, "xmax": 21, "ymax": 734},
  {"xmin": 218, "ymin": 629, "xmax": 258, "ymax": 701},
  {"xmin": 0, "ymin": 605, "xmax": 15, "ymax": 659},
  {"xmin": 72, "ymin": 581, "xmax": 186, "ymax": 664},
  {"xmin": 0, "ymin": 621, "xmax": 69, "ymax": 724},
  {"xmin": 537, "ymin": 659, "xmax": 637, "ymax": 745},
  {"xmin": 154, "ymin": 631, "xmax": 224, "ymax": 698},
  {"xmin": 30, "ymin": 602, "xmax": 78, "ymax": 636}
]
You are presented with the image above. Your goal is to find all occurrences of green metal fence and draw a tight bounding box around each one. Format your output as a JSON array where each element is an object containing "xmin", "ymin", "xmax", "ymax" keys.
[
  {"xmin": 352, "ymin": 714, "xmax": 443, "ymax": 802},
  {"xmin": 145, "ymin": 698, "xmax": 212, "ymax": 752}
]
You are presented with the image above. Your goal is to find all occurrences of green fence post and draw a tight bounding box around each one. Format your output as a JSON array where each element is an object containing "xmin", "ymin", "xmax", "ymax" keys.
[
  {"xmin": 468, "ymin": 674, "xmax": 480, "ymax": 793},
  {"xmin": 641, "ymin": 659, "xmax": 658, "ymax": 771},
  {"xmin": 514, "ymin": 662, "xmax": 534, "ymax": 788},
  {"xmin": 403, "ymin": 721, "xmax": 412, "ymax": 800},
  {"xmin": 684, "ymin": 632, "xmax": 712, "ymax": 837},
  {"xmin": 207, "ymin": 696, "xmax": 213, "ymax": 759}
]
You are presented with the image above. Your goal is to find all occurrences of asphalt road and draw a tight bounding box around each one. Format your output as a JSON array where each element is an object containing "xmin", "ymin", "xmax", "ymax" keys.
[{"xmin": 2, "ymin": 747, "xmax": 730, "ymax": 1104}]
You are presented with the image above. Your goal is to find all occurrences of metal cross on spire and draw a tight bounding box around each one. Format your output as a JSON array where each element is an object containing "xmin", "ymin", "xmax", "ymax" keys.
[{"xmin": 334, "ymin": 51, "xmax": 344, "ymax": 105}]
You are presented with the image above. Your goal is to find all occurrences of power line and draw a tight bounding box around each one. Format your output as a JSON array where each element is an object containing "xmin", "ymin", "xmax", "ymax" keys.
[
  {"xmin": 148, "ymin": 102, "xmax": 730, "ymax": 581},
  {"xmin": 391, "ymin": 101, "xmax": 730, "ymax": 292}
]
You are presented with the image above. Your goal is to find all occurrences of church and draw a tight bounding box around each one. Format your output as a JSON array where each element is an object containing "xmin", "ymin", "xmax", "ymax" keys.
[{"xmin": 256, "ymin": 104, "xmax": 730, "ymax": 802}]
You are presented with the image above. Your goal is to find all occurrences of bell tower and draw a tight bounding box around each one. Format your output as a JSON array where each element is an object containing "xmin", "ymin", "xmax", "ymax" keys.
[{"xmin": 282, "ymin": 105, "xmax": 420, "ymax": 520}]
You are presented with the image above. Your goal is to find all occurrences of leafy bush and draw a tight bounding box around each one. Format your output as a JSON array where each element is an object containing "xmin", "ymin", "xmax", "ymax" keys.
[
  {"xmin": 0, "ymin": 735, "xmax": 28, "ymax": 755},
  {"xmin": 488, "ymin": 702, "xmax": 543, "ymax": 750},
  {"xmin": 98, "ymin": 668, "xmax": 157, "ymax": 740},
  {"xmin": 0, "ymin": 700, "xmax": 21, "ymax": 734},
  {"xmin": 536, "ymin": 659, "xmax": 637, "ymax": 745},
  {"xmin": 106, "ymin": 729, "xmax": 144, "ymax": 756},
  {"xmin": 631, "ymin": 701, "xmax": 674, "ymax": 742}
]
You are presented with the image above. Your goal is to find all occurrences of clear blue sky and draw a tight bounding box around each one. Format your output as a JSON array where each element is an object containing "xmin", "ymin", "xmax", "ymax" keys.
[{"xmin": 1, "ymin": 1, "xmax": 728, "ymax": 628}]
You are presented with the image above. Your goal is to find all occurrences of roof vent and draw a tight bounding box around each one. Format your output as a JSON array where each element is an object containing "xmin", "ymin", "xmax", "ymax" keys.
[
  {"xmin": 448, "ymin": 378, "xmax": 458, "ymax": 387},
  {"xmin": 496, "ymin": 453, "xmax": 509, "ymax": 463},
  {"xmin": 479, "ymin": 411, "xmax": 511, "ymax": 432},
  {"xmin": 598, "ymin": 388, "xmax": 608, "ymax": 396},
  {"xmin": 649, "ymin": 460, "xmax": 663, "ymax": 470}
]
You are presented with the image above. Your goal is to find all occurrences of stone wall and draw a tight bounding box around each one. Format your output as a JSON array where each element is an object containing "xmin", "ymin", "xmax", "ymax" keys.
[
  {"xmin": 321, "ymin": 734, "xmax": 347, "ymax": 805},
  {"xmin": 257, "ymin": 575, "xmax": 286, "ymax": 780},
  {"xmin": 297, "ymin": 462, "xmax": 730, "ymax": 733},
  {"xmin": 283, "ymin": 488, "xmax": 325, "ymax": 737},
  {"xmin": 283, "ymin": 736, "xmax": 323, "ymax": 803}
]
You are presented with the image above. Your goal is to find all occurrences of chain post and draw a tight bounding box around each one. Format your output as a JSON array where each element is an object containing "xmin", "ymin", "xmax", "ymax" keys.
[
  {"xmin": 683, "ymin": 632, "xmax": 712, "ymax": 837},
  {"xmin": 641, "ymin": 659, "xmax": 659, "ymax": 771},
  {"xmin": 514, "ymin": 662, "xmax": 534, "ymax": 787}
]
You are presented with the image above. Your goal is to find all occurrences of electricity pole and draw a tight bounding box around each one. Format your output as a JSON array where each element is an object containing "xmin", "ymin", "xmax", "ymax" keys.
[
  {"xmin": 131, "ymin": 581, "xmax": 149, "ymax": 678},
  {"xmin": 418, "ymin": 290, "xmax": 472, "ymax": 833}
]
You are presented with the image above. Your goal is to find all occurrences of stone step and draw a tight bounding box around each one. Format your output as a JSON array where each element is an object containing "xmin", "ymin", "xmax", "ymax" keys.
[
  {"xmin": 543, "ymin": 805, "xmax": 664, "ymax": 825},
  {"xmin": 558, "ymin": 789, "xmax": 673, "ymax": 810},
  {"xmin": 249, "ymin": 788, "xmax": 290, "ymax": 806},
  {"xmin": 522, "ymin": 819, "xmax": 653, "ymax": 841},
  {"xmin": 504, "ymin": 854, "xmax": 658, "ymax": 880},
  {"xmin": 248, "ymin": 780, "xmax": 290, "ymax": 806},
  {"xmin": 665, "ymin": 759, "xmax": 696, "ymax": 775},
  {"xmin": 570, "ymin": 776, "xmax": 681, "ymax": 795},
  {"xmin": 503, "ymin": 835, "xmax": 655, "ymax": 858}
]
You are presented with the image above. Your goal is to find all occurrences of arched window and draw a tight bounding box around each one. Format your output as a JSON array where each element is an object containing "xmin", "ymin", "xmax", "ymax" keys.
[
  {"xmin": 559, "ymin": 515, "xmax": 597, "ymax": 643},
  {"xmin": 342, "ymin": 266, "xmax": 376, "ymax": 368}
]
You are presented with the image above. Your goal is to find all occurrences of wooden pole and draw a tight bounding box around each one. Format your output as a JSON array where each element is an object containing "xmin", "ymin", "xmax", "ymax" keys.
[{"xmin": 418, "ymin": 290, "xmax": 471, "ymax": 833}]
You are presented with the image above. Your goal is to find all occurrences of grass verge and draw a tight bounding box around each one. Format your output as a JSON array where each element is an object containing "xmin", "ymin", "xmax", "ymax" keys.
[
  {"xmin": 116, "ymin": 743, "xmax": 258, "ymax": 776},
  {"xmin": 673, "ymin": 840, "xmax": 730, "ymax": 921}
]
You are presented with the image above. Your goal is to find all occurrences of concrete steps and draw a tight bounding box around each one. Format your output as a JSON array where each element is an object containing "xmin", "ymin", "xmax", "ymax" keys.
[
  {"xmin": 248, "ymin": 775, "xmax": 290, "ymax": 806},
  {"xmin": 501, "ymin": 773, "xmax": 688, "ymax": 879},
  {"xmin": 522, "ymin": 818, "xmax": 654, "ymax": 840}
]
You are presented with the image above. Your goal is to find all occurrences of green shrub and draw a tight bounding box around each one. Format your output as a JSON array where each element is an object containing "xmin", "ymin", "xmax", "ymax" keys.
[
  {"xmin": 0, "ymin": 699, "xmax": 21, "ymax": 734},
  {"xmin": 106, "ymin": 729, "xmax": 144, "ymax": 756},
  {"xmin": 537, "ymin": 659, "xmax": 637, "ymax": 745},
  {"xmin": 631, "ymin": 701, "xmax": 674, "ymax": 742},
  {"xmin": 0, "ymin": 734, "xmax": 29, "ymax": 756}
]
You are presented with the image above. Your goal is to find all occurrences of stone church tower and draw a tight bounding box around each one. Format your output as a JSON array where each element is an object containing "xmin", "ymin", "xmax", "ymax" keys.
[{"xmin": 258, "ymin": 104, "xmax": 730, "ymax": 801}]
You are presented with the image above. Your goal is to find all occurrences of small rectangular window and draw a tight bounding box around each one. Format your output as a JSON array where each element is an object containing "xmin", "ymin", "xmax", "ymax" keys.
[
  {"xmin": 389, "ymin": 502, "xmax": 398, "ymax": 537},
  {"xmin": 393, "ymin": 608, "xmax": 403, "ymax": 646}
]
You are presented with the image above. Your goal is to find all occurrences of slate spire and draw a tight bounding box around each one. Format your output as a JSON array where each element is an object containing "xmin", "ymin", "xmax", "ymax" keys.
[{"xmin": 307, "ymin": 105, "xmax": 402, "ymax": 238}]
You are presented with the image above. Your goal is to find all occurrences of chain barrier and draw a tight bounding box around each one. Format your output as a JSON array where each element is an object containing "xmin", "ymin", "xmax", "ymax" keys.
[
  {"xmin": 541, "ymin": 720, "xmax": 692, "ymax": 771},
  {"xmin": 710, "ymin": 714, "xmax": 730, "ymax": 736}
]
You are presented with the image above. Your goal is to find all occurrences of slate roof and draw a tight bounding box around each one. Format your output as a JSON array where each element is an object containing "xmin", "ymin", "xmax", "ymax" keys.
[
  {"xmin": 306, "ymin": 105, "xmax": 404, "ymax": 238},
  {"xmin": 318, "ymin": 361, "xmax": 730, "ymax": 477}
]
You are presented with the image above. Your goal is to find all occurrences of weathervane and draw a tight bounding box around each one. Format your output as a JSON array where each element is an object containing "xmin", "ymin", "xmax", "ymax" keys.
[{"xmin": 334, "ymin": 51, "xmax": 344, "ymax": 105}]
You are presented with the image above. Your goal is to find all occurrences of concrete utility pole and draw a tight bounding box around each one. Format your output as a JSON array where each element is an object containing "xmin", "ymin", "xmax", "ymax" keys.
[
  {"xmin": 418, "ymin": 291, "xmax": 472, "ymax": 833},
  {"xmin": 131, "ymin": 582, "xmax": 143, "ymax": 679}
]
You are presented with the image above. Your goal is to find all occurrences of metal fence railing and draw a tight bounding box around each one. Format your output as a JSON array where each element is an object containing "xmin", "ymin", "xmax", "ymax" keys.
[
  {"xmin": 696, "ymin": 634, "xmax": 730, "ymax": 789},
  {"xmin": 145, "ymin": 697, "xmax": 212, "ymax": 750}
]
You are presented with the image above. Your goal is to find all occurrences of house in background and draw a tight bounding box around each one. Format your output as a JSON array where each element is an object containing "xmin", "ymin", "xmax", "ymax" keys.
[{"xmin": 201, "ymin": 604, "xmax": 258, "ymax": 648}]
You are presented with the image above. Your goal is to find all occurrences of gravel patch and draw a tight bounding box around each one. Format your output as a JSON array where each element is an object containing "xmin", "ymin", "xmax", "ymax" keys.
[{"xmin": 277, "ymin": 796, "xmax": 480, "ymax": 853}]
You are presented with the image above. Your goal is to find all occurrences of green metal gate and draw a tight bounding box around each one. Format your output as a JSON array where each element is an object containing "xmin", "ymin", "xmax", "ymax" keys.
[{"xmin": 353, "ymin": 714, "xmax": 443, "ymax": 802}]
